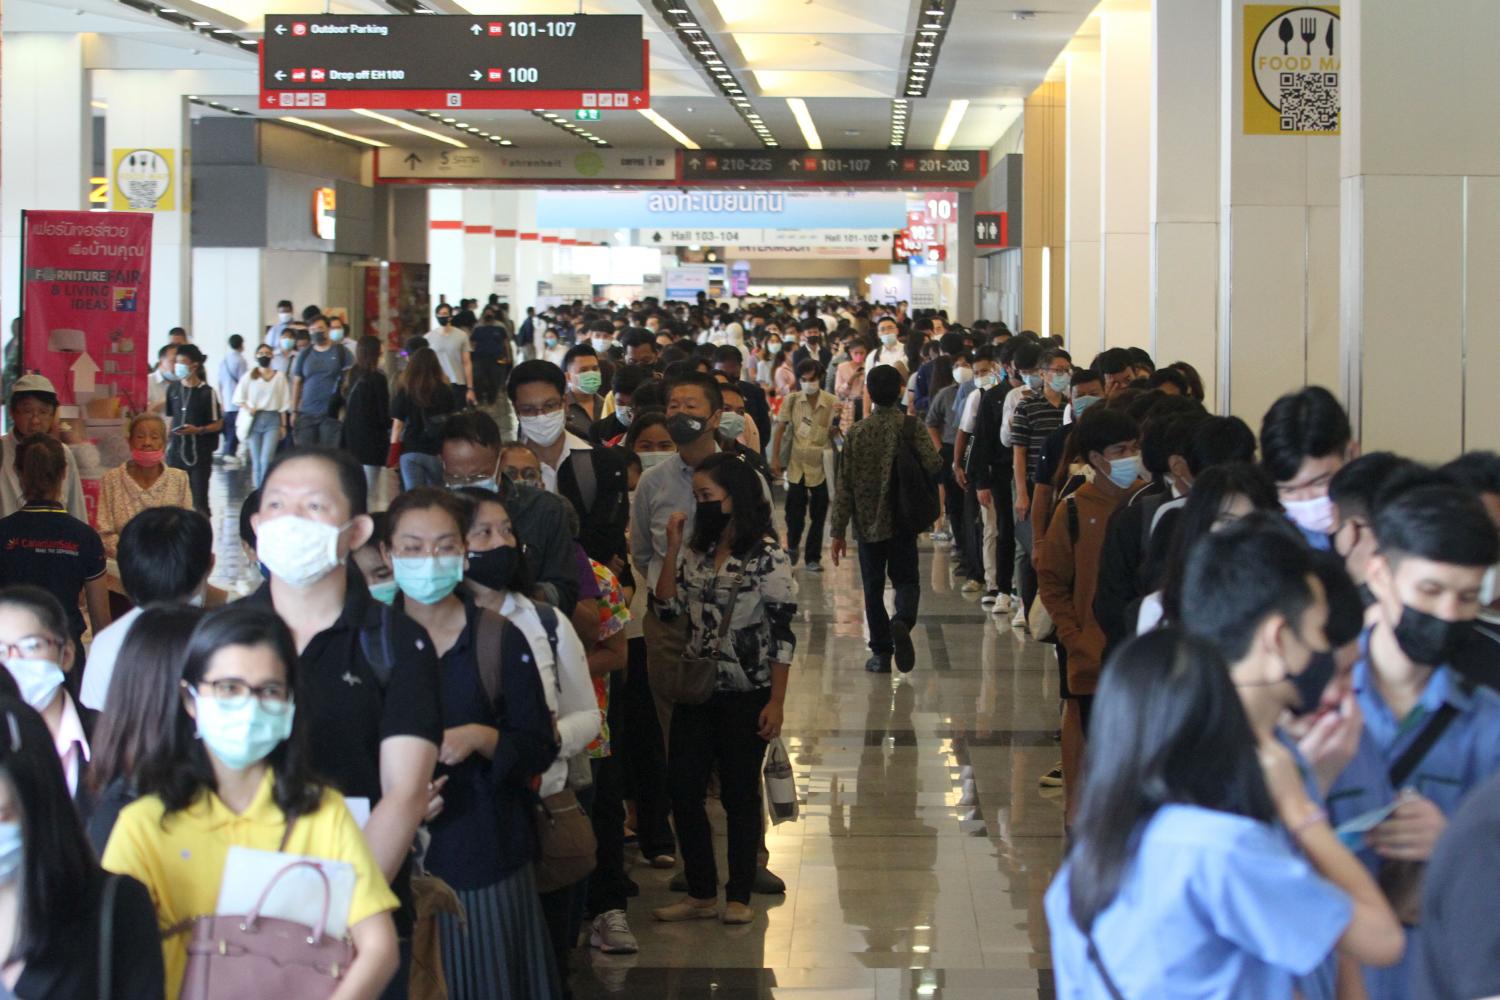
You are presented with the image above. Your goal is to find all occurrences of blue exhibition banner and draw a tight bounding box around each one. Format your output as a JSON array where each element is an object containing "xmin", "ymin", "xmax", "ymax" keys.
[{"xmin": 536, "ymin": 190, "xmax": 908, "ymax": 230}]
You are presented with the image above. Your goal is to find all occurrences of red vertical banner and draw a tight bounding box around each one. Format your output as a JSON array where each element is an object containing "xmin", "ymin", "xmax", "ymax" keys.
[{"xmin": 20, "ymin": 211, "xmax": 153, "ymax": 416}]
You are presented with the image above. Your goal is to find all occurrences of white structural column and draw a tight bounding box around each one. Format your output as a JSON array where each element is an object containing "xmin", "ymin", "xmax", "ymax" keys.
[
  {"xmin": 93, "ymin": 71, "xmax": 195, "ymax": 349},
  {"xmin": 1150, "ymin": 0, "xmax": 1220, "ymax": 408},
  {"xmin": 491, "ymin": 190, "xmax": 520, "ymax": 309},
  {"xmin": 1217, "ymin": 0, "xmax": 1339, "ymax": 423},
  {"xmin": 512, "ymin": 192, "xmax": 545, "ymax": 323},
  {"xmin": 1341, "ymin": 1, "xmax": 1500, "ymax": 458},
  {"xmin": 1, "ymin": 34, "xmax": 91, "ymax": 337},
  {"xmin": 460, "ymin": 190, "xmax": 494, "ymax": 300},
  {"xmin": 1064, "ymin": 42, "xmax": 1101, "ymax": 355},
  {"xmin": 1098, "ymin": 8, "xmax": 1151, "ymax": 351},
  {"xmin": 427, "ymin": 188, "xmax": 464, "ymax": 309}
]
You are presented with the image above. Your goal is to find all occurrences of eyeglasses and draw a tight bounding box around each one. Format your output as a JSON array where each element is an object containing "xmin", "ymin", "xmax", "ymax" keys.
[
  {"xmin": 503, "ymin": 466, "xmax": 543, "ymax": 486},
  {"xmin": 0, "ymin": 635, "xmax": 62, "ymax": 661},
  {"xmin": 392, "ymin": 540, "xmax": 466, "ymax": 558},
  {"xmin": 193, "ymin": 678, "xmax": 293, "ymax": 714},
  {"xmin": 515, "ymin": 399, "xmax": 565, "ymax": 419}
]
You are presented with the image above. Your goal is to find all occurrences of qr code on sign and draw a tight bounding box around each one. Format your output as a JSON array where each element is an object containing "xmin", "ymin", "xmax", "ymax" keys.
[{"xmin": 1278, "ymin": 72, "xmax": 1339, "ymax": 132}]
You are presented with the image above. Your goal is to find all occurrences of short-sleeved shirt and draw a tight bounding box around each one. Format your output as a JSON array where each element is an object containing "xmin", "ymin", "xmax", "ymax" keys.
[
  {"xmin": 425, "ymin": 327, "xmax": 471, "ymax": 385},
  {"xmin": 165, "ymin": 382, "xmax": 222, "ymax": 455},
  {"xmin": 1012, "ymin": 393, "xmax": 1067, "ymax": 486},
  {"xmin": 776, "ymin": 389, "xmax": 837, "ymax": 487},
  {"xmin": 390, "ymin": 385, "xmax": 459, "ymax": 455},
  {"xmin": 291, "ymin": 343, "xmax": 352, "ymax": 415},
  {"xmin": 102, "ymin": 773, "xmax": 397, "ymax": 1000},
  {"xmin": 1045, "ymin": 804, "xmax": 1351, "ymax": 999},
  {"xmin": 1416, "ymin": 771, "xmax": 1500, "ymax": 1000},
  {"xmin": 925, "ymin": 384, "xmax": 961, "ymax": 445},
  {"xmin": 0, "ymin": 503, "xmax": 106, "ymax": 640}
]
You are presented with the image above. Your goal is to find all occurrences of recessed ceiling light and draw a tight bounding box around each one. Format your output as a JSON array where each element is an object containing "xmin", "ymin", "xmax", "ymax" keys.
[
  {"xmin": 279, "ymin": 116, "xmax": 388, "ymax": 147},
  {"xmin": 678, "ymin": 20, "xmax": 697, "ymax": 27},
  {"xmin": 933, "ymin": 97, "xmax": 968, "ymax": 150},
  {"xmin": 917, "ymin": 40, "xmax": 935, "ymax": 47},
  {"xmin": 666, "ymin": 7, "xmax": 688, "ymax": 12}
]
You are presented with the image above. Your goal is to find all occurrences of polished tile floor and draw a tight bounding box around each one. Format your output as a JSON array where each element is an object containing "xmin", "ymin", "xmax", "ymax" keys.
[{"xmin": 205, "ymin": 464, "xmax": 1065, "ymax": 1000}]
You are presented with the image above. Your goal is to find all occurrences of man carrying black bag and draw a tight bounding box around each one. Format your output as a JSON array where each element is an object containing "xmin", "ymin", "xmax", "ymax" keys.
[{"xmin": 830, "ymin": 364, "xmax": 943, "ymax": 674}]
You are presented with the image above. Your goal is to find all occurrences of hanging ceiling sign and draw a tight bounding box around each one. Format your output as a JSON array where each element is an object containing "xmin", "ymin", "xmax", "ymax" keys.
[
  {"xmin": 260, "ymin": 14, "xmax": 648, "ymax": 111},
  {"xmin": 679, "ymin": 150, "xmax": 984, "ymax": 187},
  {"xmin": 376, "ymin": 148, "xmax": 675, "ymax": 183}
]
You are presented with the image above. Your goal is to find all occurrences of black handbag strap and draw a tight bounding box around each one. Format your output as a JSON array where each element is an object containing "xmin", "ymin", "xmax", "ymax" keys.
[
  {"xmin": 1388, "ymin": 695, "xmax": 1466, "ymax": 789},
  {"xmin": 1087, "ymin": 934, "xmax": 1128, "ymax": 1000},
  {"xmin": 98, "ymin": 874, "xmax": 120, "ymax": 1000},
  {"xmin": 704, "ymin": 566, "xmax": 747, "ymax": 659}
]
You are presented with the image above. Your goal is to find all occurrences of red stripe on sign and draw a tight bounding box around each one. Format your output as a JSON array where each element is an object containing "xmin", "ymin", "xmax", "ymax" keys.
[
  {"xmin": 541, "ymin": 235, "xmax": 559, "ymax": 244},
  {"xmin": 519, "ymin": 232, "xmax": 539, "ymax": 241},
  {"xmin": 1000, "ymin": 213, "xmax": 1009, "ymax": 246},
  {"xmin": 494, "ymin": 229, "xmax": 518, "ymax": 238},
  {"xmin": 430, "ymin": 220, "xmax": 463, "ymax": 230},
  {"xmin": 464, "ymin": 225, "xmax": 492, "ymax": 235}
]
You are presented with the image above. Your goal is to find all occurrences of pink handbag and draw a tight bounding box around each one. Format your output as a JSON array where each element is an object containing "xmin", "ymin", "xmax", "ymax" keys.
[{"xmin": 175, "ymin": 859, "xmax": 356, "ymax": 1000}]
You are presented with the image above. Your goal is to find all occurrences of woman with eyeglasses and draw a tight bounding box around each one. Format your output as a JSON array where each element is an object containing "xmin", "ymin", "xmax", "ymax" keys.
[
  {"xmin": 101, "ymin": 604, "xmax": 400, "ymax": 1000},
  {"xmin": 0, "ymin": 694, "xmax": 164, "ymax": 998},
  {"xmin": 380, "ymin": 487, "xmax": 562, "ymax": 999}
]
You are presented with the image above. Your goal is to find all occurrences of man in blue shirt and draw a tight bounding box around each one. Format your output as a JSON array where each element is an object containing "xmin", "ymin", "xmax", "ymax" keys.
[
  {"xmin": 290, "ymin": 314, "xmax": 352, "ymax": 448},
  {"xmin": 1327, "ymin": 483, "xmax": 1500, "ymax": 1000},
  {"xmin": 1261, "ymin": 386, "xmax": 1356, "ymax": 551}
]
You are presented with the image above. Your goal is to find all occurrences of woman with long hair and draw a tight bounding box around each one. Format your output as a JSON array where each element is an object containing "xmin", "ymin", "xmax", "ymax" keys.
[
  {"xmin": 85, "ymin": 605, "xmax": 204, "ymax": 851},
  {"xmin": 342, "ymin": 334, "xmax": 392, "ymax": 503},
  {"xmin": 380, "ymin": 488, "xmax": 561, "ymax": 1000},
  {"xmin": 102, "ymin": 605, "xmax": 400, "ymax": 1000},
  {"xmin": 652, "ymin": 452, "xmax": 796, "ymax": 926},
  {"xmin": 1046, "ymin": 628, "xmax": 1402, "ymax": 997},
  {"xmin": 0, "ymin": 695, "xmax": 164, "ymax": 996},
  {"xmin": 390, "ymin": 346, "xmax": 459, "ymax": 490},
  {"xmin": 233, "ymin": 340, "xmax": 292, "ymax": 488}
]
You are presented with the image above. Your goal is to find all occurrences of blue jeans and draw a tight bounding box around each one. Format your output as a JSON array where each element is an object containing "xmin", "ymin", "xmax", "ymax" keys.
[
  {"xmin": 399, "ymin": 452, "xmax": 444, "ymax": 490},
  {"xmin": 246, "ymin": 410, "xmax": 281, "ymax": 488}
]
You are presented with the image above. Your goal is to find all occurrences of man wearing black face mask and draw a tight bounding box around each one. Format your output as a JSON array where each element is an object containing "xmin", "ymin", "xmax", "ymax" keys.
[{"xmin": 1325, "ymin": 484, "xmax": 1500, "ymax": 1000}]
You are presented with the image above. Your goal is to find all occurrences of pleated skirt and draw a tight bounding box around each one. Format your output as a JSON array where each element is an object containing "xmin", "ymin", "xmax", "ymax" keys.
[{"xmin": 437, "ymin": 864, "xmax": 563, "ymax": 1000}]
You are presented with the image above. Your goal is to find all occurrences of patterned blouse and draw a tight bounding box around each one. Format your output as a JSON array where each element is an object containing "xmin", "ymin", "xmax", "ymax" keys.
[
  {"xmin": 97, "ymin": 464, "xmax": 192, "ymax": 558},
  {"xmin": 586, "ymin": 559, "xmax": 630, "ymax": 758},
  {"xmin": 657, "ymin": 536, "xmax": 798, "ymax": 693}
]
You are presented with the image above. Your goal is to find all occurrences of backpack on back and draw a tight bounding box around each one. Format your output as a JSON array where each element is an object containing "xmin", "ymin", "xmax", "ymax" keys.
[{"xmin": 890, "ymin": 415, "xmax": 941, "ymax": 535}]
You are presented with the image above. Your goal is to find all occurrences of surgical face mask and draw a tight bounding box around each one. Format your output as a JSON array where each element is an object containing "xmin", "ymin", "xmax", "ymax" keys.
[
  {"xmin": 192, "ymin": 690, "xmax": 295, "ymax": 771},
  {"xmin": 975, "ymin": 374, "xmax": 999, "ymax": 391},
  {"xmin": 1071, "ymin": 395, "xmax": 1101, "ymax": 419},
  {"xmin": 575, "ymin": 371, "xmax": 603, "ymax": 396},
  {"xmin": 466, "ymin": 545, "xmax": 518, "ymax": 592},
  {"xmin": 719, "ymin": 411, "xmax": 747, "ymax": 440},
  {"xmin": 639, "ymin": 449, "xmax": 674, "ymax": 470},
  {"xmin": 174, "ymin": 363, "xmax": 191, "ymax": 380},
  {"xmin": 590, "ymin": 337, "xmax": 613, "ymax": 354},
  {"xmin": 615, "ymin": 404, "xmax": 634, "ymax": 426},
  {"xmin": 5, "ymin": 657, "xmax": 65, "ymax": 710},
  {"xmin": 256, "ymin": 515, "xmax": 348, "ymax": 589},
  {"xmin": 1048, "ymin": 372, "xmax": 1072, "ymax": 393},
  {"xmin": 800, "ymin": 380, "xmax": 820, "ymax": 396},
  {"xmin": 880, "ymin": 332, "xmax": 898, "ymax": 347},
  {"xmin": 393, "ymin": 555, "xmax": 466, "ymax": 605},
  {"xmin": 1288, "ymin": 650, "xmax": 1337, "ymax": 713},
  {"xmin": 1284, "ymin": 493, "xmax": 1337, "ymax": 536},
  {"xmin": 1390, "ymin": 603, "xmax": 1473, "ymax": 666},
  {"xmin": 1105, "ymin": 454, "xmax": 1142, "ymax": 489},
  {"xmin": 666, "ymin": 412, "xmax": 710, "ymax": 445},
  {"xmin": 329, "ymin": 328, "xmax": 345, "ymax": 342},
  {"xmin": 0, "ymin": 823, "xmax": 21, "ymax": 883},
  {"xmin": 280, "ymin": 338, "xmax": 295, "ymax": 352},
  {"xmin": 953, "ymin": 367, "xmax": 974, "ymax": 385},
  {"xmin": 256, "ymin": 355, "xmax": 273, "ymax": 368},
  {"xmin": 277, "ymin": 311, "xmax": 293, "ymax": 324},
  {"xmin": 520, "ymin": 409, "xmax": 566, "ymax": 447},
  {"xmin": 368, "ymin": 580, "xmax": 399, "ymax": 606},
  {"xmin": 544, "ymin": 335, "xmax": 558, "ymax": 347},
  {"xmin": 1023, "ymin": 373, "xmax": 1043, "ymax": 391},
  {"xmin": 131, "ymin": 447, "xmax": 165, "ymax": 468}
]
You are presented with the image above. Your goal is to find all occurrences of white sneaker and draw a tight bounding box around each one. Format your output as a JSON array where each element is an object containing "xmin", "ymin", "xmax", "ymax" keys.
[
  {"xmin": 590, "ymin": 910, "xmax": 640, "ymax": 954},
  {"xmin": 991, "ymin": 594, "xmax": 1013, "ymax": 614},
  {"xmin": 1011, "ymin": 605, "xmax": 1028, "ymax": 629}
]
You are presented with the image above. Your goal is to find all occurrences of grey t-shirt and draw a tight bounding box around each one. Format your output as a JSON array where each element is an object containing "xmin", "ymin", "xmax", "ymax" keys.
[
  {"xmin": 292, "ymin": 342, "xmax": 352, "ymax": 415},
  {"xmin": 925, "ymin": 384, "xmax": 961, "ymax": 445}
]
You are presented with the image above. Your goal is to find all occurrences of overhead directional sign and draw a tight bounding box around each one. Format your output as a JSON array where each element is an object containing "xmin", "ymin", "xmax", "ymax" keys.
[
  {"xmin": 679, "ymin": 150, "xmax": 984, "ymax": 187},
  {"xmin": 375, "ymin": 147, "xmax": 675, "ymax": 183},
  {"xmin": 260, "ymin": 14, "xmax": 648, "ymax": 111}
]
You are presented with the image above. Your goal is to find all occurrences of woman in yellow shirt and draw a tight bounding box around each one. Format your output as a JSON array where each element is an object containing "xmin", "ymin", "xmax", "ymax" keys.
[{"xmin": 102, "ymin": 604, "xmax": 399, "ymax": 1000}]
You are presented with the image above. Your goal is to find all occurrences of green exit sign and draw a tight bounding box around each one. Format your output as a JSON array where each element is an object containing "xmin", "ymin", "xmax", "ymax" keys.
[{"xmin": 575, "ymin": 109, "xmax": 601, "ymax": 121}]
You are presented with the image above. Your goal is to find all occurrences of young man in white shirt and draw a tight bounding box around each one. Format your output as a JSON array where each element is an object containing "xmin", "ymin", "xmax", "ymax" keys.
[{"xmin": 426, "ymin": 303, "xmax": 477, "ymax": 406}]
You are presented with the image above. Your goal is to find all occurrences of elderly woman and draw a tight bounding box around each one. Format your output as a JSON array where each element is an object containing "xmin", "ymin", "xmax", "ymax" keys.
[{"xmin": 97, "ymin": 412, "xmax": 190, "ymax": 558}]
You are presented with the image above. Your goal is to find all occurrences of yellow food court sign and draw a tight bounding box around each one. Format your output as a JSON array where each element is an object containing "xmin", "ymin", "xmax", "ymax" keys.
[
  {"xmin": 111, "ymin": 148, "xmax": 175, "ymax": 211},
  {"xmin": 1243, "ymin": 5, "xmax": 1340, "ymax": 136}
]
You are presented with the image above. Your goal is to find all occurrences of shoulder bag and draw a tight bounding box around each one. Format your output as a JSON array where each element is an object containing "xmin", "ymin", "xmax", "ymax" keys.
[{"xmin": 656, "ymin": 566, "xmax": 746, "ymax": 706}]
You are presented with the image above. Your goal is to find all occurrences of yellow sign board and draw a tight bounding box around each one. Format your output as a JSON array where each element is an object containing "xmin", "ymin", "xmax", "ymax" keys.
[
  {"xmin": 110, "ymin": 148, "xmax": 175, "ymax": 211},
  {"xmin": 1243, "ymin": 5, "xmax": 1340, "ymax": 135}
]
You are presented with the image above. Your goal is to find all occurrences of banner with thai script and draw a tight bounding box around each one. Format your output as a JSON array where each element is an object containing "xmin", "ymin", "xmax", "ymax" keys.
[{"xmin": 20, "ymin": 211, "xmax": 153, "ymax": 415}]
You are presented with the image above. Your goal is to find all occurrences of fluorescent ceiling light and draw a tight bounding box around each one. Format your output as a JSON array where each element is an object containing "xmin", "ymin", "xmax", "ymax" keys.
[
  {"xmin": 933, "ymin": 98, "xmax": 968, "ymax": 150},
  {"xmin": 786, "ymin": 97, "xmax": 821, "ymax": 150},
  {"xmin": 279, "ymin": 117, "xmax": 389, "ymax": 147},
  {"xmin": 352, "ymin": 109, "xmax": 468, "ymax": 148},
  {"xmin": 639, "ymin": 107, "xmax": 699, "ymax": 149}
]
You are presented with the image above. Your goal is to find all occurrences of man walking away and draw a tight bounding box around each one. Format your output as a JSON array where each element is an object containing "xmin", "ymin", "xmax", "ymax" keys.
[{"xmin": 830, "ymin": 364, "xmax": 942, "ymax": 674}]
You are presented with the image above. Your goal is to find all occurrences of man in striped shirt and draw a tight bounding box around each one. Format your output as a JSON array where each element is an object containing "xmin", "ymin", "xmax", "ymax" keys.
[{"xmin": 1012, "ymin": 348, "xmax": 1073, "ymax": 617}]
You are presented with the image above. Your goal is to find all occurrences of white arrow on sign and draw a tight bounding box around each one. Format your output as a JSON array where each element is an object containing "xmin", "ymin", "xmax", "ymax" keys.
[
  {"xmin": 274, "ymin": 23, "xmax": 286, "ymax": 34},
  {"xmin": 470, "ymin": 23, "xmax": 482, "ymax": 35},
  {"xmin": 274, "ymin": 70, "xmax": 286, "ymax": 81},
  {"xmin": 470, "ymin": 70, "xmax": 482, "ymax": 81},
  {"xmin": 71, "ymin": 352, "xmax": 100, "ymax": 396}
]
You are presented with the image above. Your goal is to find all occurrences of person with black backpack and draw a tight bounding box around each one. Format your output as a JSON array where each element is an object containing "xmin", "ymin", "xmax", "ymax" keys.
[{"xmin": 830, "ymin": 364, "xmax": 942, "ymax": 674}]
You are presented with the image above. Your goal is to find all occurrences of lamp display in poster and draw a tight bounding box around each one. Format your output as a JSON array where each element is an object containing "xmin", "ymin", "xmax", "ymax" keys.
[
  {"xmin": 110, "ymin": 149, "xmax": 175, "ymax": 211},
  {"xmin": 20, "ymin": 211, "xmax": 153, "ymax": 415},
  {"xmin": 1243, "ymin": 5, "xmax": 1339, "ymax": 135}
]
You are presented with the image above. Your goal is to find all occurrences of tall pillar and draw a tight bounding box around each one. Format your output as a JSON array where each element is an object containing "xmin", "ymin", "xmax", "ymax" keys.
[
  {"xmin": 460, "ymin": 190, "xmax": 493, "ymax": 300},
  {"xmin": 1064, "ymin": 42, "xmax": 1102, "ymax": 355},
  {"xmin": 1151, "ymin": 0, "xmax": 1220, "ymax": 407},
  {"xmin": 1341, "ymin": 1, "xmax": 1500, "ymax": 458},
  {"xmin": 513, "ymin": 192, "xmax": 545, "ymax": 321},
  {"xmin": 1022, "ymin": 78, "xmax": 1066, "ymax": 337},
  {"xmin": 1217, "ymin": 0, "xmax": 1339, "ymax": 423},
  {"xmin": 94, "ymin": 71, "xmax": 193, "ymax": 351},
  {"xmin": 491, "ymin": 189, "xmax": 520, "ymax": 309},
  {"xmin": 1, "ymin": 35, "xmax": 91, "ymax": 339},
  {"xmin": 427, "ymin": 188, "xmax": 464, "ymax": 309},
  {"xmin": 1098, "ymin": 8, "xmax": 1151, "ymax": 351}
]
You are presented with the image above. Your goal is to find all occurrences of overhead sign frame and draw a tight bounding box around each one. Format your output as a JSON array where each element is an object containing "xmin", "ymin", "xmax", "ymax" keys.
[{"xmin": 678, "ymin": 150, "xmax": 984, "ymax": 187}]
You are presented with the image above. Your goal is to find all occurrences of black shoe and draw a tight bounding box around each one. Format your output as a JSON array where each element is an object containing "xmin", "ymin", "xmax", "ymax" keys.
[
  {"xmin": 788, "ymin": 548, "xmax": 800, "ymax": 567},
  {"xmin": 864, "ymin": 655, "xmax": 892, "ymax": 673},
  {"xmin": 753, "ymin": 867, "xmax": 786, "ymax": 895},
  {"xmin": 668, "ymin": 872, "xmax": 687, "ymax": 893},
  {"xmin": 891, "ymin": 620, "xmax": 916, "ymax": 674}
]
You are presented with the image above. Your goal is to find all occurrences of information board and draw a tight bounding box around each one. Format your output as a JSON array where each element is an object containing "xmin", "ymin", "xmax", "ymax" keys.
[
  {"xmin": 260, "ymin": 14, "xmax": 647, "ymax": 111},
  {"xmin": 680, "ymin": 150, "xmax": 984, "ymax": 186}
]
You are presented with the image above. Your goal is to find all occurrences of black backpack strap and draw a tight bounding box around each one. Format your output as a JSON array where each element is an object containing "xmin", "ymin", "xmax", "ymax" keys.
[
  {"xmin": 98, "ymin": 874, "xmax": 120, "ymax": 1000},
  {"xmin": 1087, "ymin": 934, "xmax": 1128, "ymax": 1000},
  {"xmin": 1388, "ymin": 687, "xmax": 1469, "ymax": 788},
  {"xmin": 358, "ymin": 602, "xmax": 397, "ymax": 689},
  {"xmin": 474, "ymin": 608, "xmax": 508, "ymax": 712}
]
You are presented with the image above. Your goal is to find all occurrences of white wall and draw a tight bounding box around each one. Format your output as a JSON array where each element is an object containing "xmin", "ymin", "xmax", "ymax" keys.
[{"xmin": 191, "ymin": 248, "xmax": 261, "ymax": 385}]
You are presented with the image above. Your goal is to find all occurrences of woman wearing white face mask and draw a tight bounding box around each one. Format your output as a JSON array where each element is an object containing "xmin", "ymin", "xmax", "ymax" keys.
[
  {"xmin": 380, "ymin": 489, "xmax": 563, "ymax": 1000},
  {"xmin": 0, "ymin": 694, "xmax": 164, "ymax": 997},
  {"xmin": 102, "ymin": 606, "xmax": 400, "ymax": 1000},
  {"xmin": 0, "ymin": 587, "xmax": 96, "ymax": 802}
]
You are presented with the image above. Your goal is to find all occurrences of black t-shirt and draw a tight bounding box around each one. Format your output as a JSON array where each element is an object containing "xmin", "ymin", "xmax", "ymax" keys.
[
  {"xmin": 469, "ymin": 323, "xmax": 507, "ymax": 360},
  {"xmin": 390, "ymin": 385, "xmax": 458, "ymax": 455},
  {"xmin": 1416, "ymin": 769, "xmax": 1500, "ymax": 999},
  {"xmin": 165, "ymin": 381, "xmax": 222, "ymax": 456},
  {"xmin": 0, "ymin": 504, "xmax": 105, "ymax": 640}
]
